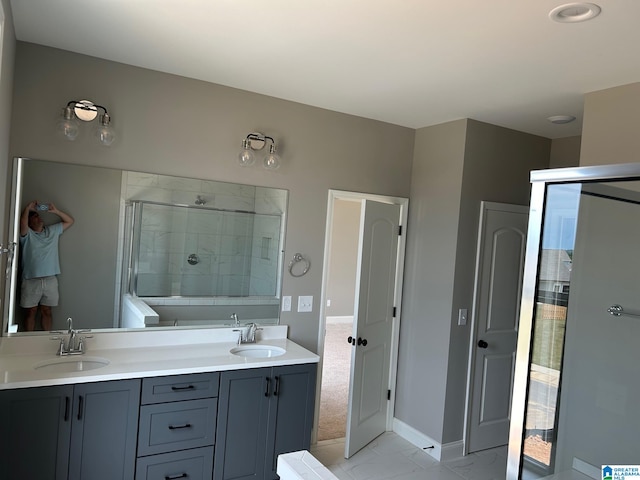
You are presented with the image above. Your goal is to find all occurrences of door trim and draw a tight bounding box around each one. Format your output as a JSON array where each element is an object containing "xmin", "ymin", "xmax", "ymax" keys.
[
  {"xmin": 314, "ymin": 189, "xmax": 408, "ymax": 445},
  {"xmin": 463, "ymin": 201, "xmax": 529, "ymax": 455}
]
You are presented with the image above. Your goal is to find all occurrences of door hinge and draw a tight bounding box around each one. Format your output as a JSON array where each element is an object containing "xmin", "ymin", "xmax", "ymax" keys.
[
  {"xmin": 392, "ymin": 306, "xmax": 397, "ymax": 317},
  {"xmin": 398, "ymin": 225, "xmax": 402, "ymax": 236},
  {"xmin": 387, "ymin": 389, "xmax": 391, "ymax": 400}
]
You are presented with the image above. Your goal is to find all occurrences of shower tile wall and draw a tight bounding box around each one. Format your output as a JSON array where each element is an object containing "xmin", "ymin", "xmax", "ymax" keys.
[{"xmin": 121, "ymin": 172, "xmax": 285, "ymax": 299}]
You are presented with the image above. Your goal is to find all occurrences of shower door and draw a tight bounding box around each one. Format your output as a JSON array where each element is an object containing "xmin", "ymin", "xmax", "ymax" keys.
[{"xmin": 508, "ymin": 164, "xmax": 640, "ymax": 479}]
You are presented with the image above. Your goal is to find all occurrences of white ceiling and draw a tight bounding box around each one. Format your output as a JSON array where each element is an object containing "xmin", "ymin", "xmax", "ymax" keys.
[{"xmin": 9, "ymin": 0, "xmax": 640, "ymax": 139}]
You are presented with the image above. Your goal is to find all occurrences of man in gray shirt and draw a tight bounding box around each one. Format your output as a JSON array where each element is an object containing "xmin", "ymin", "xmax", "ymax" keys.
[{"xmin": 19, "ymin": 200, "xmax": 74, "ymax": 331}]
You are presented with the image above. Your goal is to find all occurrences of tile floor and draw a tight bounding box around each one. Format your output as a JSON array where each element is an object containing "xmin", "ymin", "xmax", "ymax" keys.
[
  {"xmin": 310, "ymin": 433, "xmax": 595, "ymax": 480},
  {"xmin": 311, "ymin": 433, "xmax": 508, "ymax": 480}
]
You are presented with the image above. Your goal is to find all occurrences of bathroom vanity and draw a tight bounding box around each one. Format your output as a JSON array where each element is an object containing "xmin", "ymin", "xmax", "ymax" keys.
[{"xmin": 0, "ymin": 326, "xmax": 318, "ymax": 480}]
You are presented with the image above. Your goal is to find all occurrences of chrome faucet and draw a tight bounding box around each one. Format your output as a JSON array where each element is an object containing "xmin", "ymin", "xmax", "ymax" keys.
[
  {"xmin": 230, "ymin": 313, "xmax": 240, "ymax": 327},
  {"xmin": 233, "ymin": 322, "xmax": 262, "ymax": 344},
  {"xmin": 245, "ymin": 323, "xmax": 261, "ymax": 343},
  {"xmin": 51, "ymin": 317, "xmax": 92, "ymax": 356}
]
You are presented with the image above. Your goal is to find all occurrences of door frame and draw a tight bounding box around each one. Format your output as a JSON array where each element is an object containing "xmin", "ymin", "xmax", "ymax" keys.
[
  {"xmin": 463, "ymin": 201, "xmax": 528, "ymax": 454},
  {"xmin": 313, "ymin": 189, "xmax": 409, "ymax": 444}
]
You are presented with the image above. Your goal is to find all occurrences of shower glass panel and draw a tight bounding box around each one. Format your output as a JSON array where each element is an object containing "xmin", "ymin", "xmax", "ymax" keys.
[
  {"xmin": 522, "ymin": 183, "xmax": 580, "ymax": 475},
  {"xmin": 132, "ymin": 202, "xmax": 282, "ymax": 297},
  {"xmin": 509, "ymin": 166, "xmax": 640, "ymax": 479}
]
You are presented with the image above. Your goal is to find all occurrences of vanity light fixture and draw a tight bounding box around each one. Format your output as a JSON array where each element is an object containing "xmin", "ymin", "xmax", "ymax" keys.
[
  {"xmin": 57, "ymin": 100, "xmax": 116, "ymax": 146},
  {"xmin": 238, "ymin": 132, "xmax": 281, "ymax": 170}
]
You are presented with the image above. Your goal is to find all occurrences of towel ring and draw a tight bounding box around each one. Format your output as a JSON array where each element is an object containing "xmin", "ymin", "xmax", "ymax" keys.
[{"xmin": 288, "ymin": 253, "xmax": 310, "ymax": 277}]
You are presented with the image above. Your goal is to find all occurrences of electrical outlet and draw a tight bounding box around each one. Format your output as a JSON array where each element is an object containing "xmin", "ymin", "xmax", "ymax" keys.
[
  {"xmin": 298, "ymin": 295, "xmax": 313, "ymax": 312},
  {"xmin": 326, "ymin": 299, "xmax": 331, "ymax": 307},
  {"xmin": 282, "ymin": 296, "xmax": 292, "ymax": 312}
]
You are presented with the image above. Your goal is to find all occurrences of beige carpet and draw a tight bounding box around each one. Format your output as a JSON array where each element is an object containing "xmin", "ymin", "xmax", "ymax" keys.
[{"xmin": 317, "ymin": 320, "xmax": 352, "ymax": 441}]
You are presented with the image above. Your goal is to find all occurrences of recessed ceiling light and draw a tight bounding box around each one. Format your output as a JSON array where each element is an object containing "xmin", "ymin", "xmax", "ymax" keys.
[
  {"xmin": 549, "ymin": 3, "xmax": 601, "ymax": 23},
  {"xmin": 547, "ymin": 115, "xmax": 576, "ymax": 124}
]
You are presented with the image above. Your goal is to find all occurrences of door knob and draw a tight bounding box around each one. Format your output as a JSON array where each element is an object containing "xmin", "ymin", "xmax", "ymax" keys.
[
  {"xmin": 347, "ymin": 336, "xmax": 355, "ymax": 345},
  {"xmin": 477, "ymin": 340, "xmax": 488, "ymax": 349},
  {"xmin": 357, "ymin": 337, "xmax": 368, "ymax": 346}
]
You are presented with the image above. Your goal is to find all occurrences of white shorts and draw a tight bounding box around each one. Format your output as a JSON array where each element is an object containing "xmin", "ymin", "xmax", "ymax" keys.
[{"xmin": 20, "ymin": 276, "xmax": 59, "ymax": 308}]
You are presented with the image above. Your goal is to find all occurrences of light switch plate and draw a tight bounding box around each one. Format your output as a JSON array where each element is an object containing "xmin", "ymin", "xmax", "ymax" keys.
[
  {"xmin": 298, "ymin": 295, "xmax": 313, "ymax": 312},
  {"xmin": 458, "ymin": 308, "xmax": 468, "ymax": 326}
]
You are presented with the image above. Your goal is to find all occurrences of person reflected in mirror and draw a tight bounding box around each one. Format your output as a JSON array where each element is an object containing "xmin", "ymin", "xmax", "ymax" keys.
[{"xmin": 19, "ymin": 200, "xmax": 74, "ymax": 331}]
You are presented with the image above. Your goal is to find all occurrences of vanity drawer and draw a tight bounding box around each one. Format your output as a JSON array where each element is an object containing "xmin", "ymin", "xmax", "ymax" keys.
[
  {"xmin": 135, "ymin": 446, "xmax": 214, "ymax": 480},
  {"xmin": 138, "ymin": 398, "xmax": 217, "ymax": 456},
  {"xmin": 141, "ymin": 372, "xmax": 219, "ymax": 404}
]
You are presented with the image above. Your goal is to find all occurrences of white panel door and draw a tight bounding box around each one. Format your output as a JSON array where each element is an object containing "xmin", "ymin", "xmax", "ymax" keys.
[
  {"xmin": 345, "ymin": 200, "xmax": 400, "ymax": 458},
  {"xmin": 467, "ymin": 202, "xmax": 528, "ymax": 453}
]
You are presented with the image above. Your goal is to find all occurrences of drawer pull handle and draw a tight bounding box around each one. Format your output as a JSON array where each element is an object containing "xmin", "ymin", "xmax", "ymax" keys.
[
  {"xmin": 168, "ymin": 423, "xmax": 192, "ymax": 430},
  {"xmin": 171, "ymin": 385, "xmax": 195, "ymax": 391},
  {"xmin": 165, "ymin": 474, "xmax": 188, "ymax": 480}
]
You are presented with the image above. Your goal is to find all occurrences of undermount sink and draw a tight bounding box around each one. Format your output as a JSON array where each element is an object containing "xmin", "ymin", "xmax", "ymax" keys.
[
  {"xmin": 33, "ymin": 356, "xmax": 111, "ymax": 373},
  {"xmin": 230, "ymin": 345, "xmax": 286, "ymax": 358}
]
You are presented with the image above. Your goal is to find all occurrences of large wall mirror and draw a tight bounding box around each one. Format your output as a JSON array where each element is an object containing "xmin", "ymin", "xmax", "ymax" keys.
[
  {"xmin": 507, "ymin": 163, "xmax": 640, "ymax": 479},
  {"xmin": 2, "ymin": 157, "xmax": 287, "ymax": 335}
]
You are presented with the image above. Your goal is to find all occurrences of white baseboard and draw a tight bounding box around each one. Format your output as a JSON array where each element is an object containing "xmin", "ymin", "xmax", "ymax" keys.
[
  {"xmin": 393, "ymin": 418, "xmax": 441, "ymax": 460},
  {"xmin": 572, "ymin": 457, "xmax": 600, "ymax": 480},
  {"xmin": 392, "ymin": 418, "xmax": 464, "ymax": 462},
  {"xmin": 441, "ymin": 440, "xmax": 465, "ymax": 462},
  {"xmin": 393, "ymin": 417, "xmax": 464, "ymax": 462}
]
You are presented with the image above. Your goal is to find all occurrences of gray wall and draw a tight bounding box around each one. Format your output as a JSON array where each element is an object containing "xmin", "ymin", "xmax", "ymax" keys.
[
  {"xmin": 397, "ymin": 119, "xmax": 467, "ymax": 441},
  {"xmin": 325, "ymin": 199, "xmax": 359, "ymax": 317},
  {"xmin": 580, "ymin": 82, "xmax": 640, "ymax": 166},
  {"xmin": 397, "ymin": 119, "xmax": 551, "ymax": 444},
  {"xmin": 550, "ymin": 136, "xmax": 581, "ymax": 169},
  {"xmin": 7, "ymin": 41, "xmax": 415, "ymax": 352}
]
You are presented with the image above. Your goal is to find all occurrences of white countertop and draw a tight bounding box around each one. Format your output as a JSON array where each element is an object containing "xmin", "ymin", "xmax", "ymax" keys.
[{"xmin": 0, "ymin": 326, "xmax": 319, "ymax": 390}]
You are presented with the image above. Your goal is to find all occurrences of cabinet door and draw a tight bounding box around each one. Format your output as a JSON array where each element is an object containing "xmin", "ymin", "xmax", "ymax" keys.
[
  {"xmin": 68, "ymin": 379, "xmax": 141, "ymax": 480},
  {"xmin": 0, "ymin": 384, "xmax": 73, "ymax": 480},
  {"xmin": 264, "ymin": 364, "xmax": 317, "ymax": 480},
  {"xmin": 213, "ymin": 368, "xmax": 271, "ymax": 480}
]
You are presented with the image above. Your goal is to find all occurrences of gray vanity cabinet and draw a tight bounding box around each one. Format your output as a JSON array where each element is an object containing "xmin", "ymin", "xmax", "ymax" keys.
[
  {"xmin": 68, "ymin": 379, "xmax": 142, "ymax": 480},
  {"xmin": 135, "ymin": 372, "xmax": 219, "ymax": 480},
  {"xmin": 213, "ymin": 363, "xmax": 317, "ymax": 480},
  {"xmin": 0, "ymin": 384, "xmax": 73, "ymax": 479},
  {"xmin": 0, "ymin": 379, "xmax": 141, "ymax": 480}
]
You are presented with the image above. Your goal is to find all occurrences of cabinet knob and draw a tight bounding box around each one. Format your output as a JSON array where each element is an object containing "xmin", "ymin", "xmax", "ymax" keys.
[
  {"xmin": 357, "ymin": 337, "xmax": 368, "ymax": 346},
  {"xmin": 477, "ymin": 340, "xmax": 489, "ymax": 349}
]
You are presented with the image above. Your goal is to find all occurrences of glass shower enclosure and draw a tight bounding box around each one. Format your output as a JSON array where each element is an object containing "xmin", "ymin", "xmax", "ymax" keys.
[
  {"xmin": 508, "ymin": 163, "xmax": 640, "ymax": 479},
  {"xmin": 128, "ymin": 201, "xmax": 283, "ymax": 298}
]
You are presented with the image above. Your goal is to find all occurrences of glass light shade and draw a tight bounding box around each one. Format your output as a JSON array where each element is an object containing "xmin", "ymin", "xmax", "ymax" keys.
[
  {"xmin": 238, "ymin": 139, "xmax": 256, "ymax": 167},
  {"xmin": 263, "ymin": 144, "xmax": 280, "ymax": 170},
  {"xmin": 93, "ymin": 114, "xmax": 115, "ymax": 146},
  {"xmin": 57, "ymin": 107, "xmax": 79, "ymax": 141}
]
